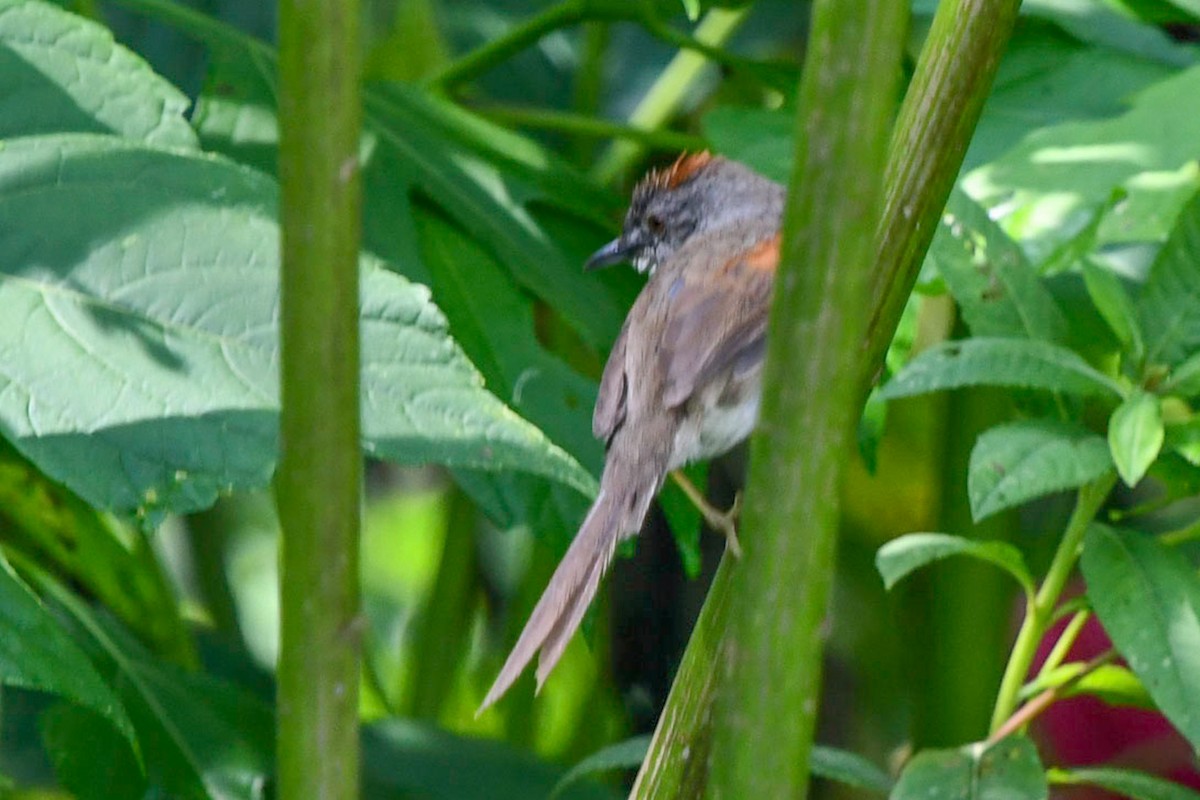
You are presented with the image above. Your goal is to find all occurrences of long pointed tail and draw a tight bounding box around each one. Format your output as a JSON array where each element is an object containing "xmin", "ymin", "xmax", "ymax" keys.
[{"xmin": 477, "ymin": 461, "xmax": 660, "ymax": 714}]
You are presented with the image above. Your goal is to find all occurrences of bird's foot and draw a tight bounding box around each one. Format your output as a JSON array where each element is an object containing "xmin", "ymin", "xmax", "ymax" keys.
[{"xmin": 669, "ymin": 471, "xmax": 743, "ymax": 558}]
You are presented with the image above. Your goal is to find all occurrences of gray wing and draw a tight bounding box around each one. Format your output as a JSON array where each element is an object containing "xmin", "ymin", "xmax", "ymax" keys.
[
  {"xmin": 660, "ymin": 236, "xmax": 777, "ymax": 409},
  {"xmin": 593, "ymin": 320, "xmax": 630, "ymax": 445}
]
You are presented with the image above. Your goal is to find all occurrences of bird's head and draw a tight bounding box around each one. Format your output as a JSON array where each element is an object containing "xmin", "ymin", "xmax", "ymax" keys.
[{"xmin": 585, "ymin": 152, "xmax": 785, "ymax": 275}]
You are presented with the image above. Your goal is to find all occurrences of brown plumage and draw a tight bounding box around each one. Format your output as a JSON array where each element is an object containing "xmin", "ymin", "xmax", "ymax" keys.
[{"xmin": 478, "ymin": 156, "xmax": 785, "ymax": 714}]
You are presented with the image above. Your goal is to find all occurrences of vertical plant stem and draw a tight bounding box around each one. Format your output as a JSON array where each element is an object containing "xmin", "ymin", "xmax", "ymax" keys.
[
  {"xmin": 989, "ymin": 474, "xmax": 1115, "ymax": 735},
  {"xmin": 632, "ymin": 1, "xmax": 1023, "ymax": 794},
  {"xmin": 708, "ymin": 2, "xmax": 905, "ymax": 797},
  {"xmin": 591, "ymin": 7, "xmax": 750, "ymax": 185},
  {"xmin": 864, "ymin": 0, "xmax": 1023, "ymax": 377},
  {"xmin": 275, "ymin": 0, "xmax": 363, "ymax": 793}
]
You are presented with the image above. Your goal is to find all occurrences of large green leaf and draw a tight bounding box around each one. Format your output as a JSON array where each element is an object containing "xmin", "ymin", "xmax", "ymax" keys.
[
  {"xmin": 0, "ymin": 134, "xmax": 594, "ymax": 522},
  {"xmin": 1081, "ymin": 525, "xmax": 1200, "ymax": 750},
  {"xmin": 0, "ymin": 0, "xmax": 196, "ymax": 147},
  {"xmin": 969, "ymin": 419, "xmax": 1113, "ymax": 521},
  {"xmin": 878, "ymin": 338, "xmax": 1123, "ymax": 400},
  {"xmin": 1108, "ymin": 390, "xmax": 1165, "ymax": 486},
  {"xmin": 965, "ymin": 64, "xmax": 1200, "ymax": 258},
  {"xmin": 0, "ymin": 553, "xmax": 134, "ymax": 748},
  {"xmin": 1050, "ymin": 766, "xmax": 1200, "ymax": 800},
  {"xmin": 551, "ymin": 735, "xmax": 651, "ymax": 798},
  {"xmin": 147, "ymin": 0, "xmax": 635, "ymax": 352},
  {"xmin": 1138, "ymin": 188, "xmax": 1200, "ymax": 368},
  {"xmin": 876, "ymin": 533, "xmax": 1034, "ymax": 598},
  {"xmin": 891, "ymin": 736, "xmax": 1048, "ymax": 800},
  {"xmin": 928, "ymin": 189, "xmax": 1067, "ymax": 342}
]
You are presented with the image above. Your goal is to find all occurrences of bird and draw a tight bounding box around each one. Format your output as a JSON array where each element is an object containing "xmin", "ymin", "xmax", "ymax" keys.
[{"xmin": 478, "ymin": 152, "xmax": 786, "ymax": 713}]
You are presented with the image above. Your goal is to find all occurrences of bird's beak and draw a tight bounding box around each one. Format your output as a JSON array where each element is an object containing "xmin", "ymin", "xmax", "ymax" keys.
[{"xmin": 584, "ymin": 237, "xmax": 635, "ymax": 271}]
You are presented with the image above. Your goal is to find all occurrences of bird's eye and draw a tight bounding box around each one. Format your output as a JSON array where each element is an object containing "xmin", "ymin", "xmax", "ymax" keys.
[{"xmin": 646, "ymin": 214, "xmax": 665, "ymax": 234}]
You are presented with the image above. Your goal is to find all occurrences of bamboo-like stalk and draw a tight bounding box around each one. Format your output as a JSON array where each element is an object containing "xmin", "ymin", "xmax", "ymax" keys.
[
  {"xmin": 275, "ymin": 0, "xmax": 364, "ymax": 794},
  {"xmin": 706, "ymin": 0, "xmax": 905, "ymax": 795},
  {"xmin": 631, "ymin": 1, "xmax": 1023, "ymax": 795}
]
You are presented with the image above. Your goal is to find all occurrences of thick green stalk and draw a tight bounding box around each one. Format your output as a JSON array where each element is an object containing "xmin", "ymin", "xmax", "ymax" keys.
[
  {"xmin": 591, "ymin": 7, "xmax": 750, "ymax": 185},
  {"xmin": 631, "ymin": 1, "xmax": 1023, "ymax": 794},
  {"xmin": 708, "ymin": 2, "xmax": 904, "ymax": 797},
  {"xmin": 864, "ymin": 0, "xmax": 1023, "ymax": 376},
  {"xmin": 275, "ymin": 0, "xmax": 363, "ymax": 794},
  {"xmin": 989, "ymin": 474, "xmax": 1115, "ymax": 734}
]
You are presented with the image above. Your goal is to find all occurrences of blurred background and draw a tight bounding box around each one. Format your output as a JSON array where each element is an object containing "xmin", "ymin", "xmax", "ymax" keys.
[{"xmin": 5, "ymin": 1, "xmax": 1200, "ymax": 797}]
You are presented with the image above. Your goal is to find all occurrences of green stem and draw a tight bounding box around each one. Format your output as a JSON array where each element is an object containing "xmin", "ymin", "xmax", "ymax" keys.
[
  {"xmin": 708, "ymin": 1, "xmax": 905, "ymax": 796},
  {"xmin": 591, "ymin": 7, "xmax": 751, "ymax": 184},
  {"xmin": 1037, "ymin": 609, "xmax": 1091, "ymax": 680},
  {"xmin": 863, "ymin": 0, "xmax": 1023, "ymax": 379},
  {"xmin": 632, "ymin": 1, "xmax": 1023, "ymax": 793},
  {"xmin": 1158, "ymin": 515, "xmax": 1200, "ymax": 546},
  {"xmin": 990, "ymin": 649, "xmax": 1116, "ymax": 743},
  {"xmin": 425, "ymin": 0, "xmax": 586, "ymax": 92},
  {"xmin": 275, "ymin": 0, "xmax": 364, "ymax": 793},
  {"xmin": 477, "ymin": 106, "xmax": 706, "ymax": 151},
  {"xmin": 989, "ymin": 474, "xmax": 1115, "ymax": 735}
]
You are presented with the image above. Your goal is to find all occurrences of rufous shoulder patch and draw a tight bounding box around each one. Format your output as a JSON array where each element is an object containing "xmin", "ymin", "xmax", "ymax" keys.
[{"xmin": 742, "ymin": 233, "xmax": 781, "ymax": 272}]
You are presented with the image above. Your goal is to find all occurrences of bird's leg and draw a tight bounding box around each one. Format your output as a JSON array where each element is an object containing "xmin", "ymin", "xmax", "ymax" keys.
[{"xmin": 669, "ymin": 470, "xmax": 743, "ymax": 558}]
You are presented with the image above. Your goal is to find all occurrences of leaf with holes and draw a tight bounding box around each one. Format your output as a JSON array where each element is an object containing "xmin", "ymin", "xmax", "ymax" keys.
[
  {"xmin": 929, "ymin": 189, "xmax": 1067, "ymax": 342},
  {"xmin": 969, "ymin": 419, "xmax": 1113, "ymax": 520},
  {"xmin": 879, "ymin": 338, "xmax": 1123, "ymax": 401}
]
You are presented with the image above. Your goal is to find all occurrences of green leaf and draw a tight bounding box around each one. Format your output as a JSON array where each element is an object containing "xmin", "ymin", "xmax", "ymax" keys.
[
  {"xmin": 28, "ymin": 565, "xmax": 272, "ymax": 800},
  {"xmin": 1083, "ymin": 258, "xmax": 1144, "ymax": 358},
  {"xmin": 0, "ymin": 553, "xmax": 134, "ymax": 749},
  {"xmin": 811, "ymin": 745, "xmax": 893, "ymax": 794},
  {"xmin": 1081, "ymin": 525, "xmax": 1200, "ymax": 750},
  {"xmin": 965, "ymin": 64, "xmax": 1200, "ymax": 258},
  {"xmin": 1166, "ymin": 418, "xmax": 1200, "ymax": 466},
  {"xmin": 40, "ymin": 704, "xmax": 147, "ymax": 800},
  {"xmin": 879, "ymin": 338, "xmax": 1123, "ymax": 400},
  {"xmin": 701, "ymin": 106, "xmax": 793, "ymax": 183},
  {"xmin": 1163, "ymin": 350, "xmax": 1200, "ymax": 397},
  {"xmin": 1109, "ymin": 390, "xmax": 1165, "ymax": 486},
  {"xmin": 551, "ymin": 735, "xmax": 650, "ymax": 799},
  {"xmin": 0, "ymin": 134, "xmax": 595, "ymax": 523},
  {"xmin": 891, "ymin": 736, "xmax": 1047, "ymax": 800},
  {"xmin": 1139, "ymin": 188, "xmax": 1200, "ymax": 369},
  {"xmin": 969, "ymin": 419, "xmax": 1113, "ymax": 521},
  {"xmin": 876, "ymin": 533, "xmax": 1034, "ymax": 598},
  {"xmin": 0, "ymin": 0, "xmax": 196, "ymax": 147},
  {"xmin": 929, "ymin": 189, "xmax": 1067, "ymax": 342},
  {"xmin": 179, "ymin": 14, "xmax": 631, "ymax": 352},
  {"xmin": 1049, "ymin": 766, "xmax": 1200, "ymax": 800},
  {"xmin": 363, "ymin": 719, "xmax": 617, "ymax": 800},
  {"xmin": 681, "ymin": 0, "xmax": 701, "ymax": 19}
]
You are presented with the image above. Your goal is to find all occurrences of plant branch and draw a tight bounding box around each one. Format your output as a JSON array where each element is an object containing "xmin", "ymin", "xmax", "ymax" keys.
[
  {"xmin": 990, "ymin": 650, "xmax": 1116, "ymax": 743},
  {"xmin": 631, "ymin": 1, "xmax": 1025, "ymax": 794},
  {"xmin": 591, "ymin": 6, "xmax": 750, "ymax": 184},
  {"xmin": 989, "ymin": 474, "xmax": 1115, "ymax": 735},
  {"xmin": 707, "ymin": 1, "xmax": 905, "ymax": 795},
  {"xmin": 275, "ymin": 0, "xmax": 364, "ymax": 793},
  {"xmin": 863, "ymin": 0, "xmax": 1024, "ymax": 379},
  {"xmin": 475, "ymin": 106, "xmax": 706, "ymax": 151},
  {"xmin": 426, "ymin": 0, "xmax": 586, "ymax": 92}
]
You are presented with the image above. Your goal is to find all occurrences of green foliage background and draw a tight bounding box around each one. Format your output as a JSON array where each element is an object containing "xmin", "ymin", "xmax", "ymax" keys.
[{"xmin": 0, "ymin": 0, "xmax": 1199, "ymax": 797}]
